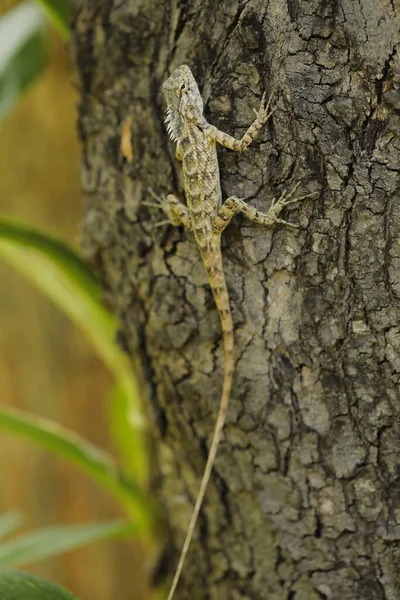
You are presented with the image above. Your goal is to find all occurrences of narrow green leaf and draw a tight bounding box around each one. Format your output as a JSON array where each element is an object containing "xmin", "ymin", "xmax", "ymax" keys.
[
  {"xmin": 0, "ymin": 514, "xmax": 22, "ymax": 541},
  {"xmin": 0, "ymin": 520, "xmax": 133, "ymax": 568},
  {"xmin": 35, "ymin": 0, "xmax": 70, "ymax": 38},
  {"xmin": 0, "ymin": 217, "xmax": 100, "ymax": 297},
  {"xmin": 0, "ymin": 570, "xmax": 79, "ymax": 600},
  {"xmin": 0, "ymin": 2, "xmax": 46, "ymax": 123},
  {"xmin": 109, "ymin": 381, "xmax": 148, "ymax": 478},
  {"xmin": 0, "ymin": 405, "xmax": 153, "ymax": 535},
  {"xmin": 0, "ymin": 216, "xmax": 148, "ymax": 487}
]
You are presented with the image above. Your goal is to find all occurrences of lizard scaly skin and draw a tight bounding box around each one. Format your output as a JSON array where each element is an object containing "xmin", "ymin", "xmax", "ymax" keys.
[{"xmin": 148, "ymin": 65, "xmax": 315, "ymax": 600}]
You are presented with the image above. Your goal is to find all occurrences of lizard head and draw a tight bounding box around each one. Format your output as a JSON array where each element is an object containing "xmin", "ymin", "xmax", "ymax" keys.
[{"xmin": 162, "ymin": 65, "xmax": 204, "ymax": 130}]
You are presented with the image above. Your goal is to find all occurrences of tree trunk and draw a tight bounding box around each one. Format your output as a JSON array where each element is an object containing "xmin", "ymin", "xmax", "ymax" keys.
[{"xmin": 71, "ymin": 1, "xmax": 400, "ymax": 599}]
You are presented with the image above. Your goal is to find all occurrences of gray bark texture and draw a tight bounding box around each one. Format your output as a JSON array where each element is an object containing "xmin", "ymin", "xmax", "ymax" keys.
[{"xmin": 71, "ymin": 1, "xmax": 400, "ymax": 599}]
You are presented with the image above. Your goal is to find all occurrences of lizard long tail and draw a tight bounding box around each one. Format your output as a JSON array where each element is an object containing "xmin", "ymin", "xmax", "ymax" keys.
[{"xmin": 167, "ymin": 244, "xmax": 234, "ymax": 600}]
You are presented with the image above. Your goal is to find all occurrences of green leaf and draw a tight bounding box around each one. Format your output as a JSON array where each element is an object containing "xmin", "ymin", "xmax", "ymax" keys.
[
  {"xmin": 0, "ymin": 406, "xmax": 153, "ymax": 535},
  {"xmin": 0, "ymin": 216, "xmax": 148, "ymax": 488},
  {"xmin": 35, "ymin": 0, "xmax": 70, "ymax": 38},
  {"xmin": 0, "ymin": 569, "xmax": 79, "ymax": 599},
  {"xmin": 0, "ymin": 2, "xmax": 46, "ymax": 123},
  {"xmin": 0, "ymin": 514, "xmax": 23, "ymax": 542},
  {"xmin": 109, "ymin": 381, "xmax": 148, "ymax": 478},
  {"xmin": 0, "ymin": 521, "xmax": 133, "ymax": 568}
]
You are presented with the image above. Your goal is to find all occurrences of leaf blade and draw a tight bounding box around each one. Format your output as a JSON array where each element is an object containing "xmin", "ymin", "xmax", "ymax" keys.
[
  {"xmin": 0, "ymin": 569, "xmax": 79, "ymax": 599},
  {"xmin": 0, "ymin": 2, "xmax": 46, "ymax": 123},
  {"xmin": 0, "ymin": 405, "xmax": 153, "ymax": 534},
  {"xmin": 0, "ymin": 216, "xmax": 148, "ymax": 487},
  {"xmin": 0, "ymin": 514, "xmax": 23, "ymax": 542},
  {"xmin": 0, "ymin": 520, "xmax": 132, "ymax": 568},
  {"xmin": 35, "ymin": 0, "xmax": 70, "ymax": 38}
]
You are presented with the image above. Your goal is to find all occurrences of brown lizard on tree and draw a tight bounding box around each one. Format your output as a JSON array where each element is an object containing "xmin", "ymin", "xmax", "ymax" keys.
[{"xmin": 145, "ymin": 65, "xmax": 315, "ymax": 600}]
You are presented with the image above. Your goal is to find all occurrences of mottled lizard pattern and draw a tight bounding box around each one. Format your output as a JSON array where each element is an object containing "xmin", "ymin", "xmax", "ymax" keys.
[{"xmin": 145, "ymin": 65, "xmax": 314, "ymax": 600}]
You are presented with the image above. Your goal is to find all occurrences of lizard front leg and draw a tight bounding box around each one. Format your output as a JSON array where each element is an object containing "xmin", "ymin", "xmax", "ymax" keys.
[
  {"xmin": 176, "ymin": 143, "xmax": 183, "ymax": 161},
  {"xmin": 205, "ymin": 92, "xmax": 275, "ymax": 152},
  {"xmin": 213, "ymin": 184, "xmax": 316, "ymax": 232}
]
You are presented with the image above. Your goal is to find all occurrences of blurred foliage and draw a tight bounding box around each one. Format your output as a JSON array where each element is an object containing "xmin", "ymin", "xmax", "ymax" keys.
[
  {"xmin": 0, "ymin": 516, "xmax": 135, "ymax": 569},
  {"xmin": 0, "ymin": 2, "xmax": 45, "ymax": 122},
  {"xmin": 35, "ymin": 0, "xmax": 69, "ymax": 37},
  {"xmin": 0, "ymin": 1, "xmax": 154, "ymax": 597},
  {"xmin": 0, "ymin": 569, "xmax": 80, "ymax": 599},
  {"xmin": 0, "ymin": 513, "xmax": 23, "ymax": 541},
  {"xmin": 0, "ymin": 217, "xmax": 149, "ymax": 488},
  {"xmin": 0, "ymin": 0, "xmax": 69, "ymax": 124},
  {"xmin": 0, "ymin": 406, "xmax": 152, "ymax": 529}
]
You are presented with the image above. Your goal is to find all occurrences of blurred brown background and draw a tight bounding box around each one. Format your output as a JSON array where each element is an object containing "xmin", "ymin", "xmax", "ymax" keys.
[{"xmin": 0, "ymin": 23, "xmax": 148, "ymax": 600}]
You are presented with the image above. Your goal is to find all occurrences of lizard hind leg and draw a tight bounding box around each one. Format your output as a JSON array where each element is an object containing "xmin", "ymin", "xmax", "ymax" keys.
[
  {"xmin": 212, "ymin": 184, "xmax": 317, "ymax": 232},
  {"xmin": 143, "ymin": 189, "xmax": 193, "ymax": 229}
]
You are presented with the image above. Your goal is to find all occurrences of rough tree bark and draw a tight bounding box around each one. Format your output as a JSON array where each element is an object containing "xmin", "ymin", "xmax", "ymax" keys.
[{"xmin": 71, "ymin": 1, "xmax": 400, "ymax": 599}]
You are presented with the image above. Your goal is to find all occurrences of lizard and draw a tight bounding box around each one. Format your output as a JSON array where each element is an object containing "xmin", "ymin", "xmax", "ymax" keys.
[{"xmin": 145, "ymin": 65, "xmax": 315, "ymax": 600}]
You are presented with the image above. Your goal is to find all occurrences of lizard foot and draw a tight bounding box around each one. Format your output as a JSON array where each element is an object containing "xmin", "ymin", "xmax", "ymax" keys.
[
  {"xmin": 143, "ymin": 189, "xmax": 192, "ymax": 229},
  {"xmin": 272, "ymin": 182, "xmax": 318, "ymax": 207},
  {"xmin": 268, "ymin": 182, "xmax": 318, "ymax": 226},
  {"xmin": 253, "ymin": 91, "xmax": 276, "ymax": 125},
  {"xmin": 142, "ymin": 188, "xmax": 168, "ymax": 209},
  {"xmin": 142, "ymin": 189, "xmax": 175, "ymax": 226}
]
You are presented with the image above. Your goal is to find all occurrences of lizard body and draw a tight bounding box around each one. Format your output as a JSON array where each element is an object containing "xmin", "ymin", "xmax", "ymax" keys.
[{"xmin": 148, "ymin": 65, "xmax": 314, "ymax": 600}]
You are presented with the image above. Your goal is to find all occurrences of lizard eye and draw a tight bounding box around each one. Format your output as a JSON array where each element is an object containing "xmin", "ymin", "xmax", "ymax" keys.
[{"xmin": 180, "ymin": 83, "xmax": 186, "ymax": 92}]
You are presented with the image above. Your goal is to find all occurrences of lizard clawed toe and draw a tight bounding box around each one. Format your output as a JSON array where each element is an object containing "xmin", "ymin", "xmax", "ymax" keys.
[
  {"xmin": 281, "ymin": 191, "xmax": 318, "ymax": 207},
  {"xmin": 154, "ymin": 219, "xmax": 173, "ymax": 227},
  {"xmin": 142, "ymin": 201, "xmax": 164, "ymax": 209},
  {"xmin": 275, "ymin": 218, "xmax": 300, "ymax": 228}
]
